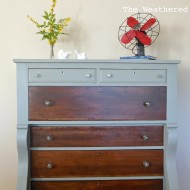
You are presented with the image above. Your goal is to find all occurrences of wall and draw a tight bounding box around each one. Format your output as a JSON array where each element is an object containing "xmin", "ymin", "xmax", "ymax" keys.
[{"xmin": 0, "ymin": 0, "xmax": 189, "ymax": 189}]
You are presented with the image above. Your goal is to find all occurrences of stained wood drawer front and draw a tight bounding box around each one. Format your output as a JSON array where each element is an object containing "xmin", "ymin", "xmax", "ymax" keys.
[
  {"xmin": 29, "ymin": 69, "xmax": 96, "ymax": 83},
  {"xmin": 31, "ymin": 180, "xmax": 163, "ymax": 190},
  {"xmin": 31, "ymin": 150, "xmax": 163, "ymax": 177},
  {"xmin": 30, "ymin": 126, "xmax": 163, "ymax": 147},
  {"xmin": 29, "ymin": 86, "xmax": 166, "ymax": 121},
  {"xmin": 100, "ymin": 69, "xmax": 166, "ymax": 83}
]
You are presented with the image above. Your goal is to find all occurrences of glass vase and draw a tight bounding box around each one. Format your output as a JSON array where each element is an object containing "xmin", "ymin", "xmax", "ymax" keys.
[{"xmin": 50, "ymin": 44, "xmax": 55, "ymax": 59}]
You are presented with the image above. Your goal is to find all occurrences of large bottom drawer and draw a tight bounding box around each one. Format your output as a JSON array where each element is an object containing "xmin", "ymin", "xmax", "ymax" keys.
[
  {"xmin": 31, "ymin": 179, "xmax": 163, "ymax": 190},
  {"xmin": 31, "ymin": 150, "xmax": 163, "ymax": 177}
]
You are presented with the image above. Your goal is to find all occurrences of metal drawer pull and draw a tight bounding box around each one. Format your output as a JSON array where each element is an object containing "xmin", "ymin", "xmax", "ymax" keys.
[
  {"xmin": 143, "ymin": 161, "xmax": 150, "ymax": 168},
  {"xmin": 44, "ymin": 100, "xmax": 53, "ymax": 106},
  {"xmin": 85, "ymin": 74, "xmax": 92, "ymax": 78},
  {"xmin": 47, "ymin": 163, "xmax": 53, "ymax": 169},
  {"xmin": 106, "ymin": 73, "xmax": 113, "ymax": 78},
  {"xmin": 143, "ymin": 101, "xmax": 151, "ymax": 107},
  {"xmin": 46, "ymin": 135, "xmax": 53, "ymax": 141},
  {"xmin": 142, "ymin": 134, "xmax": 149, "ymax": 141}
]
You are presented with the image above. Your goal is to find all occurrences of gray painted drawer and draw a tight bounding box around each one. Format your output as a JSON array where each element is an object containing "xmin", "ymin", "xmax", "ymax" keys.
[
  {"xmin": 100, "ymin": 69, "xmax": 166, "ymax": 83},
  {"xmin": 29, "ymin": 69, "xmax": 96, "ymax": 83}
]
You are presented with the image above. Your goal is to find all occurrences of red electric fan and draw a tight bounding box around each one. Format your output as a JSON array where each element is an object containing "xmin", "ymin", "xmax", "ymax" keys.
[{"xmin": 118, "ymin": 13, "xmax": 160, "ymax": 58}]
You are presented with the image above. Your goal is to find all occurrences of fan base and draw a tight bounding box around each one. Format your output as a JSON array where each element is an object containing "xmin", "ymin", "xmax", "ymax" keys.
[{"xmin": 136, "ymin": 42, "xmax": 145, "ymax": 56}]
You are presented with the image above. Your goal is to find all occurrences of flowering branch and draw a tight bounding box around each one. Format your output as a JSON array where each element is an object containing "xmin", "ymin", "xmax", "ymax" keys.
[{"xmin": 27, "ymin": 0, "xmax": 71, "ymax": 45}]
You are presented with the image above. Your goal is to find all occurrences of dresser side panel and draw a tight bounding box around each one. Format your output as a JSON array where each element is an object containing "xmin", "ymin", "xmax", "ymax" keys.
[{"xmin": 16, "ymin": 63, "xmax": 29, "ymax": 125}]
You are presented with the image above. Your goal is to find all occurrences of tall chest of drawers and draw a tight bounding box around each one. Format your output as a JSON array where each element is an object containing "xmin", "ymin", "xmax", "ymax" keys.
[{"xmin": 14, "ymin": 59, "xmax": 179, "ymax": 190}]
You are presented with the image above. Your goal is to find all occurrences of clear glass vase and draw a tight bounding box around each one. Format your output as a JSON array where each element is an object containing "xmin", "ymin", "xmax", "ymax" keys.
[{"xmin": 50, "ymin": 44, "xmax": 55, "ymax": 59}]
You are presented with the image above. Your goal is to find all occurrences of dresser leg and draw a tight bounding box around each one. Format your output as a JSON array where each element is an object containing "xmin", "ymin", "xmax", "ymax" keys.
[{"xmin": 17, "ymin": 126, "xmax": 30, "ymax": 190}]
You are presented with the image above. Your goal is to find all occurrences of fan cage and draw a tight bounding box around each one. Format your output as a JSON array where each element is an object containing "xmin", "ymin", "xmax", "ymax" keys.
[{"xmin": 118, "ymin": 13, "xmax": 160, "ymax": 53}]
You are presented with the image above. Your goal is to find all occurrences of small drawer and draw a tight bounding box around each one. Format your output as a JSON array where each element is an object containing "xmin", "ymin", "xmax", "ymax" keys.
[
  {"xmin": 31, "ymin": 150, "xmax": 163, "ymax": 178},
  {"xmin": 28, "ymin": 86, "xmax": 166, "ymax": 121},
  {"xmin": 30, "ymin": 126, "xmax": 163, "ymax": 147},
  {"xmin": 29, "ymin": 69, "xmax": 96, "ymax": 83},
  {"xmin": 100, "ymin": 69, "xmax": 166, "ymax": 83},
  {"xmin": 31, "ymin": 180, "xmax": 163, "ymax": 190}
]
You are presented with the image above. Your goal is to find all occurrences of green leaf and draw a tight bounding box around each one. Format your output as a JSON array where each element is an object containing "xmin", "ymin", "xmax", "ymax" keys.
[{"xmin": 43, "ymin": 15, "xmax": 49, "ymax": 20}]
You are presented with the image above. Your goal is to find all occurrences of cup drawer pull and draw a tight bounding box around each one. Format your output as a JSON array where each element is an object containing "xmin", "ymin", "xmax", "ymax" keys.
[{"xmin": 35, "ymin": 74, "xmax": 41, "ymax": 78}]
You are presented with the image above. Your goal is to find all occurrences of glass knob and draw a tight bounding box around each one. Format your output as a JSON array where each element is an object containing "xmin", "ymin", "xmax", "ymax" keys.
[
  {"xmin": 35, "ymin": 74, "xmax": 41, "ymax": 78},
  {"xmin": 85, "ymin": 74, "xmax": 92, "ymax": 78},
  {"xmin": 142, "ymin": 134, "xmax": 149, "ymax": 141},
  {"xmin": 106, "ymin": 74, "xmax": 113, "ymax": 78},
  {"xmin": 46, "ymin": 135, "xmax": 53, "ymax": 141},
  {"xmin": 143, "ymin": 101, "xmax": 151, "ymax": 107},
  {"xmin": 47, "ymin": 163, "xmax": 53, "ymax": 169},
  {"xmin": 143, "ymin": 161, "xmax": 150, "ymax": 168},
  {"xmin": 45, "ymin": 100, "xmax": 53, "ymax": 106}
]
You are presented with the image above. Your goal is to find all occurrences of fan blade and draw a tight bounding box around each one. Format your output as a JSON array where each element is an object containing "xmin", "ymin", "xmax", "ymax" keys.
[
  {"xmin": 140, "ymin": 18, "xmax": 156, "ymax": 31},
  {"xmin": 121, "ymin": 30, "xmax": 136, "ymax": 44},
  {"xmin": 136, "ymin": 31, "xmax": 152, "ymax": 45},
  {"xmin": 127, "ymin": 17, "xmax": 140, "ymax": 28}
]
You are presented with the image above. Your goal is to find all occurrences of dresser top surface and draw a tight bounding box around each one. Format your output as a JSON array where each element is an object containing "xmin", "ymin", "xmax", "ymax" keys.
[{"xmin": 13, "ymin": 59, "xmax": 180, "ymax": 64}]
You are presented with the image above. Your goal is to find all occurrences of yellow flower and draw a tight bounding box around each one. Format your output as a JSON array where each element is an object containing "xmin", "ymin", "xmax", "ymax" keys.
[
  {"xmin": 63, "ymin": 18, "xmax": 71, "ymax": 26},
  {"xmin": 50, "ymin": 0, "xmax": 57, "ymax": 13}
]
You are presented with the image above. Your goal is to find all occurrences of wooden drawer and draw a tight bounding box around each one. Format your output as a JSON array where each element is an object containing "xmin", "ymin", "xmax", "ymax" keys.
[
  {"xmin": 29, "ymin": 86, "xmax": 166, "ymax": 121},
  {"xmin": 100, "ymin": 69, "xmax": 166, "ymax": 83},
  {"xmin": 31, "ymin": 180, "xmax": 163, "ymax": 190},
  {"xmin": 31, "ymin": 150, "xmax": 163, "ymax": 177},
  {"xmin": 30, "ymin": 126, "xmax": 163, "ymax": 147},
  {"xmin": 29, "ymin": 69, "xmax": 96, "ymax": 83}
]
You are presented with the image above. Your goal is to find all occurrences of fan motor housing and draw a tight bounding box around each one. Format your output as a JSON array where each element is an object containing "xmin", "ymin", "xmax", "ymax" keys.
[{"xmin": 136, "ymin": 41, "xmax": 145, "ymax": 56}]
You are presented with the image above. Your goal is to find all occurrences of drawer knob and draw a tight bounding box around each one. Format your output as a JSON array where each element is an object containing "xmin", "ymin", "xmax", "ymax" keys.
[
  {"xmin": 47, "ymin": 163, "xmax": 53, "ymax": 169},
  {"xmin": 35, "ymin": 74, "xmax": 41, "ymax": 78},
  {"xmin": 85, "ymin": 74, "xmax": 92, "ymax": 78},
  {"xmin": 45, "ymin": 100, "xmax": 53, "ymax": 106},
  {"xmin": 46, "ymin": 135, "xmax": 53, "ymax": 141},
  {"xmin": 143, "ymin": 101, "xmax": 151, "ymax": 107},
  {"xmin": 143, "ymin": 161, "xmax": 150, "ymax": 168},
  {"xmin": 142, "ymin": 134, "xmax": 149, "ymax": 141},
  {"xmin": 106, "ymin": 73, "xmax": 113, "ymax": 78}
]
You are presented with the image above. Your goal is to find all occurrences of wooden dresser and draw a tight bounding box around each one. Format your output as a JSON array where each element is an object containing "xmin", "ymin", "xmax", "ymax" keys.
[{"xmin": 14, "ymin": 59, "xmax": 179, "ymax": 190}]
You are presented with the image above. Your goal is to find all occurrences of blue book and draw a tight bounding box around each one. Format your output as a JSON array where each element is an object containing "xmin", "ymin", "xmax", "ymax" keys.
[{"xmin": 120, "ymin": 56, "xmax": 157, "ymax": 60}]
